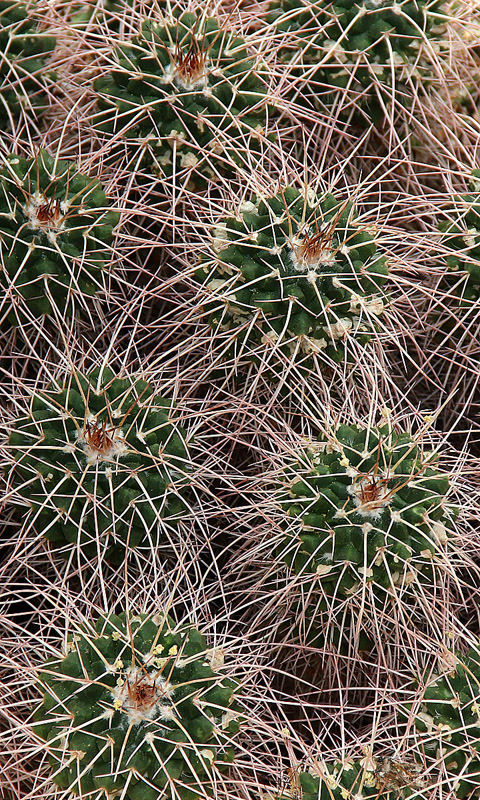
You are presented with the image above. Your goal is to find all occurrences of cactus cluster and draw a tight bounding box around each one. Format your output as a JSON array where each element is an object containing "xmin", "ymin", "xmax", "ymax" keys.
[
  {"xmin": 34, "ymin": 611, "xmax": 240, "ymax": 800},
  {"xmin": 267, "ymin": 0, "xmax": 445, "ymax": 121},
  {"xmin": 6, "ymin": 368, "xmax": 190, "ymax": 562},
  {"xmin": 0, "ymin": 151, "xmax": 119, "ymax": 324},
  {"xmin": 412, "ymin": 646, "xmax": 480, "ymax": 799},
  {"xmin": 196, "ymin": 188, "xmax": 388, "ymax": 365},
  {"xmin": 1, "ymin": 0, "xmax": 480, "ymax": 798},
  {"xmin": 0, "ymin": 0, "xmax": 56, "ymax": 129},
  {"xmin": 94, "ymin": 11, "xmax": 270, "ymax": 179},
  {"xmin": 276, "ymin": 423, "xmax": 453, "ymax": 598}
]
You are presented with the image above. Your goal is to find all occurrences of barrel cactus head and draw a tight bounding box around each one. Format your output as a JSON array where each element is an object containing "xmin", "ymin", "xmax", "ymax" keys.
[
  {"xmin": 0, "ymin": 150, "xmax": 119, "ymax": 325},
  {"xmin": 275, "ymin": 760, "xmax": 427, "ymax": 800},
  {"xmin": 275, "ymin": 422, "xmax": 455, "ymax": 602},
  {"xmin": 6, "ymin": 367, "xmax": 191, "ymax": 563},
  {"xmin": 0, "ymin": 0, "xmax": 56, "ymax": 129},
  {"xmin": 94, "ymin": 10, "xmax": 270, "ymax": 180},
  {"xmin": 34, "ymin": 611, "xmax": 241, "ymax": 799},
  {"xmin": 195, "ymin": 186, "xmax": 388, "ymax": 368},
  {"xmin": 267, "ymin": 0, "xmax": 446, "ymax": 123},
  {"xmin": 439, "ymin": 170, "xmax": 480, "ymax": 291},
  {"xmin": 411, "ymin": 645, "xmax": 480, "ymax": 799}
]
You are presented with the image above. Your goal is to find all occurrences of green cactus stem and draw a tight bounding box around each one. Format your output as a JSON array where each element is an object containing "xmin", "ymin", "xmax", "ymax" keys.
[
  {"xmin": 275, "ymin": 423, "xmax": 454, "ymax": 599},
  {"xmin": 196, "ymin": 187, "xmax": 388, "ymax": 366},
  {"xmin": 272, "ymin": 760, "xmax": 426, "ymax": 800},
  {"xmin": 0, "ymin": 151, "xmax": 119, "ymax": 325},
  {"xmin": 0, "ymin": 0, "xmax": 56, "ymax": 128},
  {"xmin": 94, "ymin": 11, "xmax": 270, "ymax": 179},
  {"xmin": 439, "ymin": 170, "xmax": 480, "ymax": 292},
  {"xmin": 34, "ymin": 611, "xmax": 241, "ymax": 800},
  {"xmin": 6, "ymin": 368, "xmax": 191, "ymax": 563},
  {"xmin": 267, "ymin": 0, "xmax": 446, "ymax": 123},
  {"xmin": 412, "ymin": 646, "xmax": 480, "ymax": 799}
]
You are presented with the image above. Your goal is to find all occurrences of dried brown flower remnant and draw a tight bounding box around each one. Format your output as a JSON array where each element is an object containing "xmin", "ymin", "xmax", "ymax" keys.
[
  {"xmin": 84, "ymin": 420, "xmax": 116, "ymax": 454},
  {"xmin": 174, "ymin": 37, "xmax": 207, "ymax": 87}
]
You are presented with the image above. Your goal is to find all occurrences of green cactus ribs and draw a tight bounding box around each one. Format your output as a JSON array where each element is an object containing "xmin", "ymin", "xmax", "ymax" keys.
[
  {"xmin": 7, "ymin": 368, "xmax": 191, "ymax": 563},
  {"xmin": 267, "ymin": 0, "xmax": 446, "ymax": 123},
  {"xmin": 439, "ymin": 170, "xmax": 480, "ymax": 294},
  {"xmin": 195, "ymin": 187, "xmax": 388, "ymax": 368},
  {"xmin": 34, "ymin": 611, "xmax": 241, "ymax": 800},
  {"xmin": 276, "ymin": 423, "xmax": 455, "ymax": 600},
  {"xmin": 0, "ymin": 0, "xmax": 56, "ymax": 128},
  {"xmin": 70, "ymin": 0, "xmax": 168, "ymax": 32},
  {"xmin": 94, "ymin": 11, "xmax": 270, "ymax": 180},
  {"xmin": 272, "ymin": 760, "xmax": 426, "ymax": 800},
  {"xmin": 410, "ymin": 645, "xmax": 480, "ymax": 799},
  {"xmin": 0, "ymin": 151, "xmax": 119, "ymax": 325}
]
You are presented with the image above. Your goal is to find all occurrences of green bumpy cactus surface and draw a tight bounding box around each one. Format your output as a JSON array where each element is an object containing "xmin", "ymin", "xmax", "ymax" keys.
[
  {"xmin": 196, "ymin": 187, "xmax": 387, "ymax": 365},
  {"xmin": 276, "ymin": 423, "xmax": 454, "ymax": 597},
  {"xmin": 0, "ymin": 151, "xmax": 119, "ymax": 324},
  {"xmin": 439, "ymin": 170, "xmax": 480, "ymax": 292},
  {"xmin": 267, "ymin": 0, "xmax": 445, "ymax": 122},
  {"xmin": 7, "ymin": 368, "xmax": 190, "ymax": 562},
  {"xmin": 34, "ymin": 612, "xmax": 241, "ymax": 800},
  {"xmin": 273, "ymin": 760, "xmax": 425, "ymax": 800},
  {"xmin": 94, "ymin": 11, "xmax": 269, "ymax": 178},
  {"xmin": 0, "ymin": 1, "xmax": 56, "ymax": 128},
  {"xmin": 70, "ymin": 0, "xmax": 164, "ymax": 32},
  {"xmin": 412, "ymin": 646, "xmax": 480, "ymax": 799}
]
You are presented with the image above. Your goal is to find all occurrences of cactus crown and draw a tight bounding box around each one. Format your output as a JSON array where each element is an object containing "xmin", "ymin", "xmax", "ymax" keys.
[
  {"xmin": 7, "ymin": 367, "xmax": 191, "ymax": 562},
  {"xmin": 196, "ymin": 186, "xmax": 388, "ymax": 365},
  {"xmin": 412, "ymin": 645, "xmax": 480, "ymax": 800},
  {"xmin": 267, "ymin": 0, "xmax": 445, "ymax": 122},
  {"xmin": 274, "ymin": 761, "xmax": 427, "ymax": 800},
  {"xmin": 34, "ymin": 611, "xmax": 241, "ymax": 800},
  {"xmin": 0, "ymin": 1, "xmax": 56, "ymax": 128},
  {"xmin": 0, "ymin": 151, "xmax": 119, "ymax": 323},
  {"xmin": 94, "ymin": 11, "xmax": 270, "ymax": 178},
  {"xmin": 439, "ymin": 170, "xmax": 480, "ymax": 290},
  {"xmin": 276, "ymin": 423, "xmax": 454, "ymax": 597}
]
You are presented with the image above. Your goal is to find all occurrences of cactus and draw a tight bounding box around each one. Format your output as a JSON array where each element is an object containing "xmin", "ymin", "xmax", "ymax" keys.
[
  {"xmin": 195, "ymin": 187, "xmax": 387, "ymax": 366},
  {"xmin": 439, "ymin": 171, "xmax": 480, "ymax": 292},
  {"xmin": 0, "ymin": 151, "xmax": 119, "ymax": 325},
  {"xmin": 275, "ymin": 423, "xmax": 454, "ymax": 599},
  {"xmin": 412, "ymin": 646, "xmax": 480, "ymax": 799},
  {"xmin": 34, "ymin": 611, "xmax": 241, "ymax": 800},
  {"xmin": 94, "ymin": 11, "xmax": 270, "ymax": 180},
  {"xmin": 0, "ymin": 0, "xmax": 56, "ymax": 128},
  {"xmin": 6, "ymin": 368, "xmax": 191, "ymax": 563},
  {"xmin": 273, "ymin": 760, "xmax": 426, "ymax": 800},
  {"xmin": 267, "ymin": 0, "xmax": 445, "ymax": 122}
]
